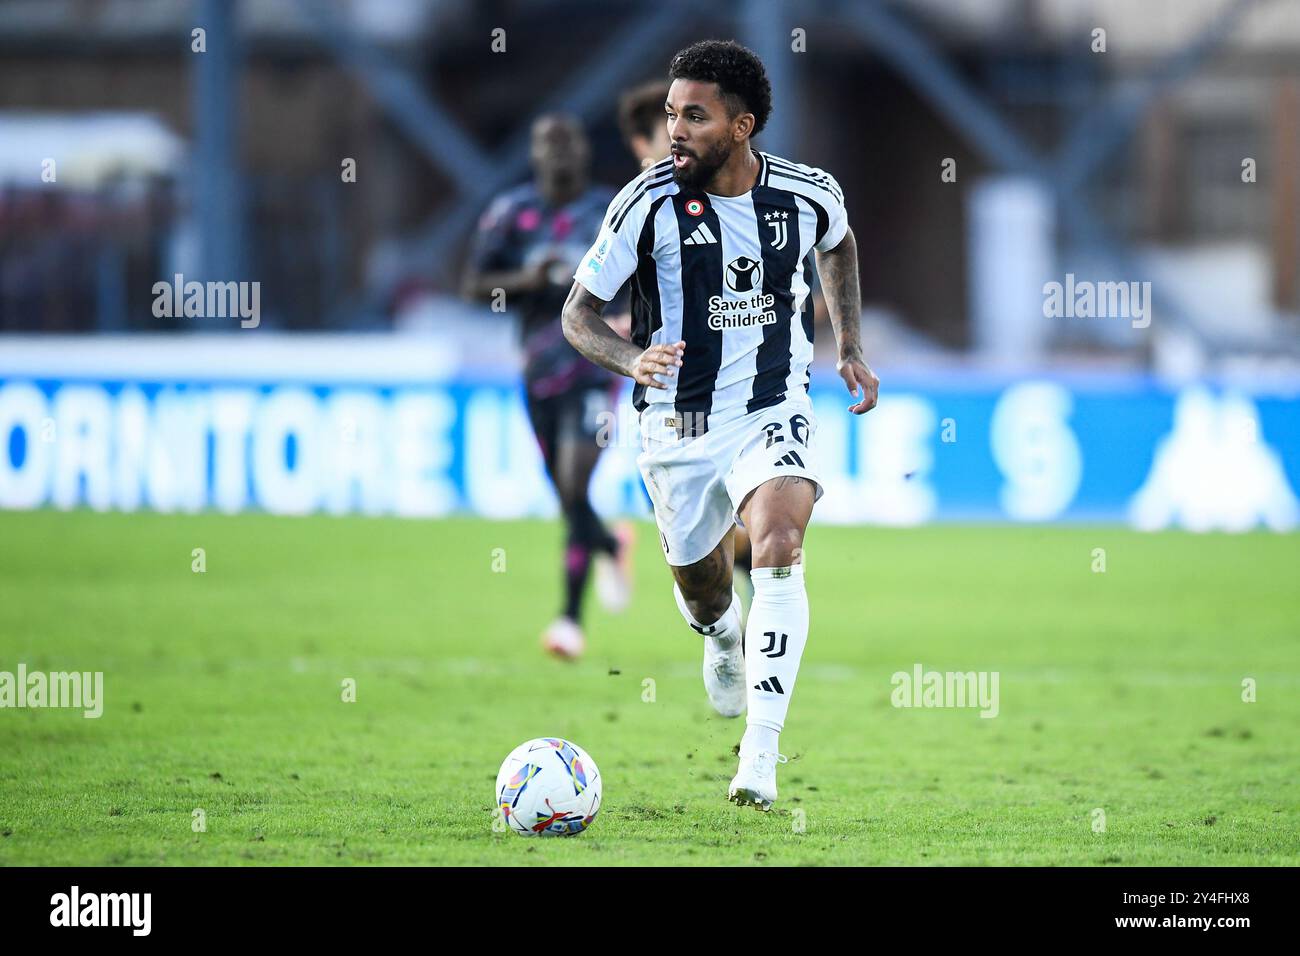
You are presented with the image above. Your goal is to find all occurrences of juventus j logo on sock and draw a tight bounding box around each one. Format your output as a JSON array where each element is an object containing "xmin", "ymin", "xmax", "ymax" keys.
[
  {"xmin": 760, "ymin": 631, "xmax": 788, "ymax": 658},
  {"xmin": 753, "ymin": 675, "xmax": 785, "ymax": 694}
]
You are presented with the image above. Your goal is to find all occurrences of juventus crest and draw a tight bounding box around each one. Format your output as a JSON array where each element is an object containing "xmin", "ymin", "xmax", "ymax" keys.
[{"xmin": 763, "ymin": 209, "xmax": 789, "ymax": 250}]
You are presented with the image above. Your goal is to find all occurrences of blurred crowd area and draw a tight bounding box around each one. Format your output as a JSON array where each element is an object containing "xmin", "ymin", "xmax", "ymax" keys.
[{"xmin": 0, "ymin": 0, "xmax": 1298, "ymax": 375}]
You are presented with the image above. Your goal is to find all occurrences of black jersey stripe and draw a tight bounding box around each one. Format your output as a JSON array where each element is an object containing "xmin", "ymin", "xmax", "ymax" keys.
[
  {"xmin": 765, "ymin": 156, "xmax": 843, "ymax": 201},
  {"xmin": 801, "ymin": 250, "xmax": 816, "ymax": 359},
  {"xmin": 791, "ymin": 190, "xmax": 830, "ymax": 249},
  {"xmin": 766, "ymin": 164, "xmax": 844, "ymax": 205},
  {"xmin": 748, "ymin": 184, "xmax": 801, "ymax": 413},
  {"xmin": 630, "ymin": 195, "xmax": 671, "ymax": 412},
  {"xmin": 609, "ymin": 168, "xmax": 674, "ymax": 232},
  {"xmin": 611, "ymin": 175, "xmax": 673, "ymax": 232},
  {"xmin": 670, "ymin": 192, "xmax": 724, "ymax": 433},
  {"xmin": 767, "ymin": 169, "xmax": 844, "ymax": 208},
  {"xmin": 767, "ymin": 156, "xmax": 840, "ymax": 189},
  {"xmin": 608, "ymin": 157, "xmax": 673, "ymax": 226}
]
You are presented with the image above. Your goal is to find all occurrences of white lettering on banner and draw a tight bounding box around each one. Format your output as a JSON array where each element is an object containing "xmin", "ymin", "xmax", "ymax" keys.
[
  {"xmin": 53, "ymin": 385, "xmax": 113, "ymax": 511},
  {"xmin": 253, "ymin": 388, "xmax": 322, "ymax": 515},
  {"xmin": 463, "ymin": 390, "xmax": 553, "ymax": 519},
  {"xmin": 211, "ymin": 389, "xmax": 255, "ymax": 513},
  {"xmin": 1130, "ymin": 388, "xmax": 1298, "ymax": 532},
  {"xmin": 990, "ymin": 382, "xmax": 1082, "ymax": 521},
  {"xmin": 112, "ymin": 386, "xmax": 151, "ymax": 512},
  {"xmin": 0, "ymin": 381, "xmax": 462, "ymax": 517},
  {"xmin": 152, "ymin": 389, "xmax": 209, "ymax": 512},
  {"xmin": 325, "ymin": 390, "xmax": 387, "ymax": 515},
  {"xmin": 2, "ymin": 376, "xmax": 1297, "ymax": 530},
  {"xmin": 392, "ymin": 391, "xmax": 457, "ymax": 517},
  {"xmin": 0, "ymin": 382, "xmax": 51, "ymax": 508}
]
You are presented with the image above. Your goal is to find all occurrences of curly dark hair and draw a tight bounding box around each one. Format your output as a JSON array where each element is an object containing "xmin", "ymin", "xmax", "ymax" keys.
[{"xmin": 668, "ymin": 40, "xmax": 772, "ymax": 136}]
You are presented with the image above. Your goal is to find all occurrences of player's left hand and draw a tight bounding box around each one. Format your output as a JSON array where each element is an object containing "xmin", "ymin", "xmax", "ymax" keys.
[{"xmin": 837, "ymin": 354, "xmax": 879, "ymax": 414}]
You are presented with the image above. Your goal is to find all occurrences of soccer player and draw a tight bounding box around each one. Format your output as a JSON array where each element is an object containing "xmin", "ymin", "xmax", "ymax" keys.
[
  {"xmin": 563, "ymin": 41, "xmax": 878, "ymax": 809},
  {"xmin": 618, "ymin": 81, "xmax": 673, "ymax": 171},
  {"xmin": 463, "ymin": 113, "xmax": 633, "ymax": 661},
  {"xmin": 618, "ymin": 80, "xmax": 757, "ymax": 608}
]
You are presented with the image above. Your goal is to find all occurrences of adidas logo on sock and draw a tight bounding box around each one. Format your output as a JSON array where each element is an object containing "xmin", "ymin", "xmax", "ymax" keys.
[
  {"xmin": 683, "ymin": 222, "xmax": 718, "ymax": 245},
  {"xmin": 753, "ymin": 675, "xmax": 785, "ymax": 694},
  {"xmin": 774, "ymin": 450, "xmax": 804, "ymax": 468}
]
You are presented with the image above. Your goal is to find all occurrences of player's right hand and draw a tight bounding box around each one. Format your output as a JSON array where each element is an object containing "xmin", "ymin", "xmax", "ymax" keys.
[{"xmin": 632, "ymin": 341, "xmax": 685, "ymax": 389}]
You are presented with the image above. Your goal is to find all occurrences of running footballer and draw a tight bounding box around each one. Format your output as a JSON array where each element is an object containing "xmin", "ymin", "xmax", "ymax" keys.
[{"xmin": 562, "ymin": 40, "xmax": 879, "ymax": 809}]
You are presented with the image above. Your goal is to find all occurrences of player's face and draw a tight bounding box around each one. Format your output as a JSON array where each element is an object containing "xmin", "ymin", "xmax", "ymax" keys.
[
  {"xmin": 665, "ymin": 79, "xmax": 742, "ymax": 189},
  {"xmin": 633, "ymin": 123, "xmax": 673, "ymax": 169},
  {"xmin": 530, "ymin": 117, "xmax": 589, "ymax": 188}
]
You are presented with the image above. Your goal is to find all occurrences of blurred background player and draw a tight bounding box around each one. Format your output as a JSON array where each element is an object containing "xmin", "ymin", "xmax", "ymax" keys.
[
  {"xmin": 617, "ymin": 80, "xmax": 673, "ymax": 171},
  {"xmin": 615, "ymin": 79, "xmax": 756, "ymax": 610},
  {"xmin": 462, "ymin": 113, "xmax": 633, "ymax": 660}
]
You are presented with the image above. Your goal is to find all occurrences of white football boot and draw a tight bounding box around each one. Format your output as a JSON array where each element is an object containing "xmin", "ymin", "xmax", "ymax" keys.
[
  {"xmin": 541, "ymin": 617, "xmax": 584, "ymax": 660},
  {"xmin": 728, "ymin": 750, "xmax": 788, "ymax": 811}
]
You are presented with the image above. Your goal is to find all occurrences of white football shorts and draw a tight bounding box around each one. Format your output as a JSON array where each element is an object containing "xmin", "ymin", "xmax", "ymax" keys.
[{"xmin": 636, "ymin": 394, "xmax": 824, "ymax": 567}]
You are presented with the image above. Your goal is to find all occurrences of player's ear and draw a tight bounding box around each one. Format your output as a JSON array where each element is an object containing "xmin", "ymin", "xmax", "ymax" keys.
[{"xmin": 734, "ymin": 112, "xmax": 755, "ymax": 141}]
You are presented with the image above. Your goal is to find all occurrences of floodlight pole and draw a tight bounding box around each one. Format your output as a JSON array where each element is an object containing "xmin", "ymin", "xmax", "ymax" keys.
[{"xmin": 192, "ymin": 0, "xmax": 244, "ymax": 291}]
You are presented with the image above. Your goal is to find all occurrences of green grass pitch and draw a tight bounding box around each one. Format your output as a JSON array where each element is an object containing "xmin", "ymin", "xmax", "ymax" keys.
[{"xmin": 0, "ymin": 508, "xmax": 1296, "ymax": 866}]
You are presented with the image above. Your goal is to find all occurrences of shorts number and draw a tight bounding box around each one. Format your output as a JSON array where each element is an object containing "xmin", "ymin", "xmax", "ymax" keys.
[
  {"xmin": 763, "ymin": 414, "xmax": 810, "ymax": 449},
  {"xmin": 789, "ymin": 414, "xmax": 810, "ymax": 446}
]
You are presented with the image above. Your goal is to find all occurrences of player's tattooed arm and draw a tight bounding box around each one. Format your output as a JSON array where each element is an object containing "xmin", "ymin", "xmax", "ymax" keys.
[
  {"xmin": 816, "ymin": 227, "xmax": 879, "ymax": 414},
  {"xmin": 561, "ymin": 282, "xmax": 684, "ymax": 389}
]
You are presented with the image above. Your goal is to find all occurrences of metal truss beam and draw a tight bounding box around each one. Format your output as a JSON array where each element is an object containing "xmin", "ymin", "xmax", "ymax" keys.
[{"xmin": 837, "ymin": 0, "xmax": 1285, "ymax": 350}]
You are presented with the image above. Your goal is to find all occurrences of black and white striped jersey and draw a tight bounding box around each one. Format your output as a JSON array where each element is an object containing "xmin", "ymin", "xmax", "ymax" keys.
[{"xmin": 573, "ymin": 149, "xmax": 847, "ymax": 434}]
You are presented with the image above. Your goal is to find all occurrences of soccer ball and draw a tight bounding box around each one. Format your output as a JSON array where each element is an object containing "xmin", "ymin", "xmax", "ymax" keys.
[{"xmin": 495, "ymin": 737, "xmax": 602, "ymax": 837}]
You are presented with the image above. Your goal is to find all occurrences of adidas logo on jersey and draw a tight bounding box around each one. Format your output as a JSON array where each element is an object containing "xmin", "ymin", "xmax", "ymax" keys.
[{"xmin": 683, "ymin": 222, "xmax": 718, "ymax": 245}]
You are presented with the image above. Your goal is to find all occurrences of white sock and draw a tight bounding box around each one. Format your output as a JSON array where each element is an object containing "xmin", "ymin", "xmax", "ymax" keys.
[
  {"xmin": 743, "ymin": 564, "xmax": 808, "ymax": 748},
  {"xmin": 673, "ymin": 585, "xmax": 742, "ymax": 649},
  {"xmin": 741, "ymin": 724, "xmax": 779, "ymax": 757}
]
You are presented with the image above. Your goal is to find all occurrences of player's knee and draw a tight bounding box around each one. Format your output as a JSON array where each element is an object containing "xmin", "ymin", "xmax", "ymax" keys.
[
  {"xmin": 749, "ymin": 524, "xmax": 804, "ymax": 569},
  {"xmin": 685, "ymin": 593, "xmax": 731, "ymax": 626},
  {"xmin": 675, "ymin": 578, "xmax": 731, "ymax": 624},
  {"xmin": 556, "ymin": 485, "xmax": 581, "ymax": 514},
  {"xmin": 554, "ymin": 478, "xmax": 588, "ymax": 515}
]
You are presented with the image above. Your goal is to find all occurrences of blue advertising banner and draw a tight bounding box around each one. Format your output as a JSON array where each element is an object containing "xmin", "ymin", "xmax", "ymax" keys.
[{"xmin": 1, "ymin": 341, "xmax": 1297, "ymax": 530}]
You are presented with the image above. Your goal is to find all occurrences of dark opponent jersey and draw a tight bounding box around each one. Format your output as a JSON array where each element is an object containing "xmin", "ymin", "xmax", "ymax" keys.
[{"xmin": 469, "ymin": 182, "xmax": 620, "ymax": 399}]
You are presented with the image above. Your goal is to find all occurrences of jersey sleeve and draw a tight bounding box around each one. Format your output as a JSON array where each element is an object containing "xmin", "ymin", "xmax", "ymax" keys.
[
  {"xmin": 813, "ymin": 171, "xmax": 848, "ymax": 253},
  {"xmin": 572, "ymin": 183, "xmax": 651, "ymax": 303},
  {"xmin": 467, "ymin": 194, "xmax": 517, "ymax": 272}
]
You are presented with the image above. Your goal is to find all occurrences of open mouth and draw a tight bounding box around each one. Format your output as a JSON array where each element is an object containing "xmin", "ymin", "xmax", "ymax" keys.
[{"xmin": 671, "ymin": 149, "xmax": 693, "ymax": 169}]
